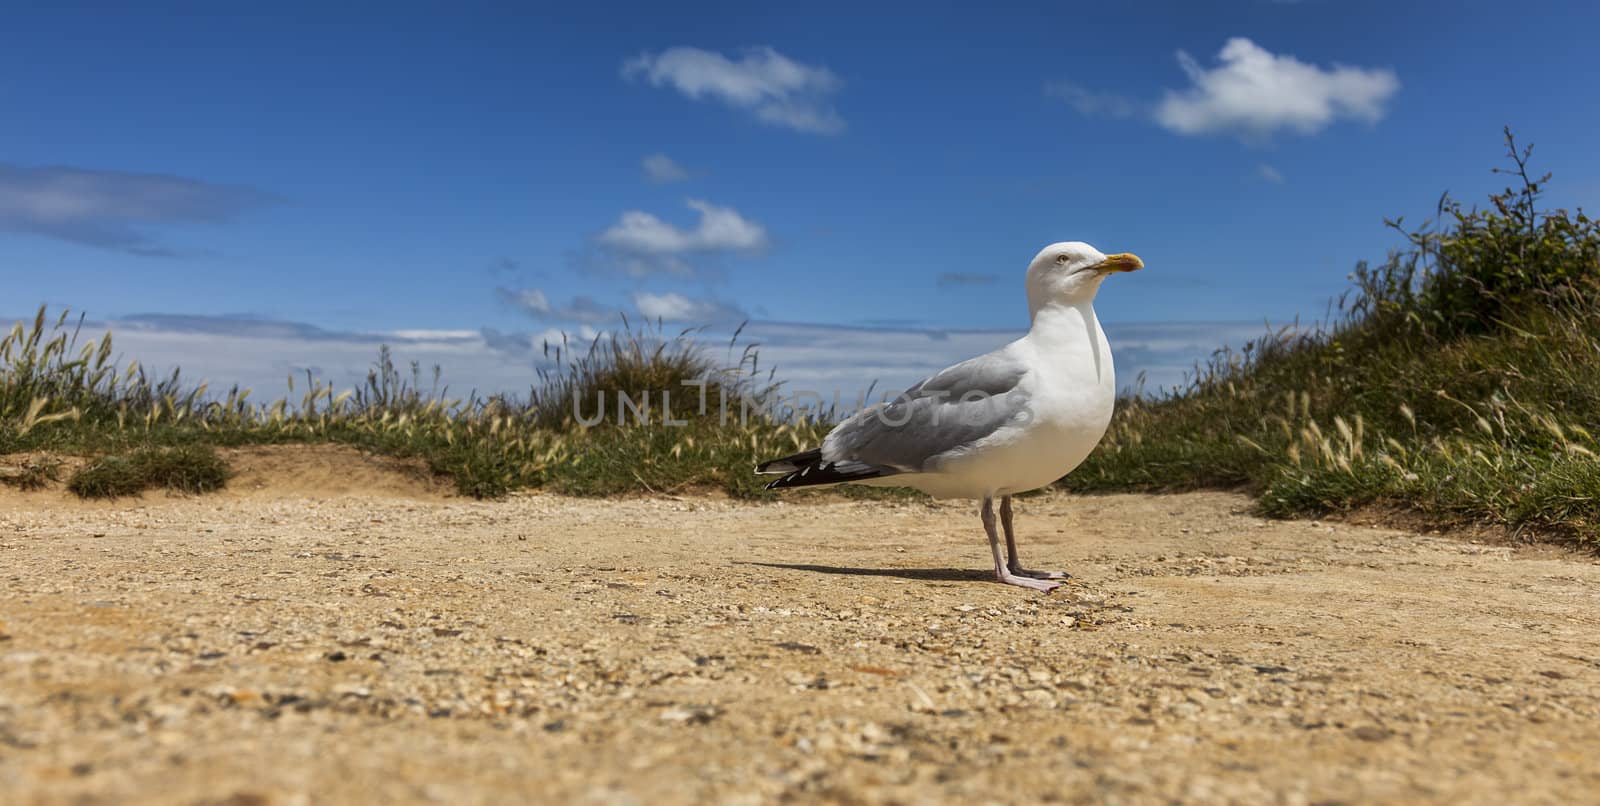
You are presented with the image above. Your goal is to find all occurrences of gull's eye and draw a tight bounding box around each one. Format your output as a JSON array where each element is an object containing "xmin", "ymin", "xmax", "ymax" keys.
[{"xmin": 1054, "ymin": 254, "xmax": 1069, "ymax": 265}]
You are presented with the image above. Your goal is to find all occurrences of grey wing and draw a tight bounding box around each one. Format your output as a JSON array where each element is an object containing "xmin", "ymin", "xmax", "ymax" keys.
[{"xmin": 821, "ymin": 350, "xmax": 1031, "ymax": 472}]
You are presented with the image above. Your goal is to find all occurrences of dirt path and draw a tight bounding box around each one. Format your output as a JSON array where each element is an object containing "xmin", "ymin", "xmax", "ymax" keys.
[{"xmin": 3, "ymin": 456, "xmax": 1599, "ymax": 804}]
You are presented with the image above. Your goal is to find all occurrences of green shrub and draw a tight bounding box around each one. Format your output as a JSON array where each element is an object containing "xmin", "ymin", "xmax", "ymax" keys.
[{"xmin": 68, "ymin": 445, "xmax": 230, "ymax": 498}]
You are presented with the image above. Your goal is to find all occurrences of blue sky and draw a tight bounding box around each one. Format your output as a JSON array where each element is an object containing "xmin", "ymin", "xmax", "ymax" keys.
[{"xmin": 4, "ymin": 1, "xmax": 1598, "ymax": 400}]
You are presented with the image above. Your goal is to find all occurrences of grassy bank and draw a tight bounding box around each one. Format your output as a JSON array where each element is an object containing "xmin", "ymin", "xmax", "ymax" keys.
[
  {"xmin": 0, "ymin": 312, "xmax": 831, "ymax": 499},
  {"xmin": 1069, "ymin": 131, "xmax": 1600, "ymax": 545},
  {"xmin": 4, "ymin": 131, "xmax": 1596, "ymax": 545}
]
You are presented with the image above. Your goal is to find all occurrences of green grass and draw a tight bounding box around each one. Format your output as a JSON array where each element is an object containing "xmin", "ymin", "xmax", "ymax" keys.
[
  {"xmin": 0, "ymin": 305, "xmax": 834, "ymax": 500},
  {"xmin": 4, "ymin": 129, "xmax": 1597, "ymax": 545},
  {"xmin": 66, "ymin": 445, "xmax": 230, "ymax": 498}
]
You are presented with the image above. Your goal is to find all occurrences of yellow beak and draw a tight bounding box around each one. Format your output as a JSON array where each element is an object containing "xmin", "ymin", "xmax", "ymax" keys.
[{"xmin": 1094, "ymin": 253, "xmax": 1144, "ymax": 273}]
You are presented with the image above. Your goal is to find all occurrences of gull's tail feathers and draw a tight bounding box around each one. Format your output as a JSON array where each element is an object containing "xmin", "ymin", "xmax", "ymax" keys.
[{"xmin": 757, "ymin": 448, "xmax": 897, "ymax": 490}]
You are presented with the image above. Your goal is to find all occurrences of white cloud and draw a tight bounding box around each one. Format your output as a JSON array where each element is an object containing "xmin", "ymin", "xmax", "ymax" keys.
[
  {"xmin": 1155, "ymin": 38, "xmax": 1399, "ymax": 138},
  {"xmin": 642, "ymin": 153, "xmax": 691, "ymax": 184},
  {"xmin": 623, "ymin": 46, "xmax": 845, "ymax": 135},
  {"xmin": 1257, "ymin": 163, "xmax": 1286, "ymax": 184},
  {"xmin": 596, "ymin": 199, "xmax": 768, "ymax": 277},
  {"xmin": 600, "ymin": 200, "xmax": 766, "ymax": 253},
  {"xmin": 632, "ymin": 291, "xmax": 747, "ymax": 324}
]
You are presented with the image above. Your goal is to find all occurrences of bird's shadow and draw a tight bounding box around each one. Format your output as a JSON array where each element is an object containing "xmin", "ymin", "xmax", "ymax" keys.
[{"xmin": 742, "ymin": 562, "xmax": 988, "ymax": 583}]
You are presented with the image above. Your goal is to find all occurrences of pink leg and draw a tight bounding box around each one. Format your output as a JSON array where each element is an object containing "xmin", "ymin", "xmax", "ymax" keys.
[
  {"xmin": 983, "ymin": 497, "xmax": 1061, "ymax": 593},
  {"xmin": 1000, "ymin": 496, "xmax": 1069, "ymax": 580}
]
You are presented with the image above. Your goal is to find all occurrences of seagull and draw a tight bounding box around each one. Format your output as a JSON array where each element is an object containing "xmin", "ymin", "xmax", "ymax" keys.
[{"xmin": 756, "ymin": 242, "xmax": 1143, "ymax": 593}]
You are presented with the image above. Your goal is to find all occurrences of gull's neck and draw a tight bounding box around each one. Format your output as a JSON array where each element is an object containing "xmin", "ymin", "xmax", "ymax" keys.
[
  {"xmin": 1027, "ymin": 299, "xmax": 1098, "ymax": 339},
  {"xmin": 1025, "ymin": 300, "xmax": 1111, "ymax": 384}
]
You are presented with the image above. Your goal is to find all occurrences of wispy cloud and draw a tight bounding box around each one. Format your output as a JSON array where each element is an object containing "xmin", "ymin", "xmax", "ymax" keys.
[
  {"xmin": 1156, "ymin": 38, "xmax": 1399, "ymax": 138},
  {"xmin": 488, "ymin": 256, "xmax": 521, "ymax": 275},
  {"xmin": 116, "ymin": 313, "xmax": 343, "ymax": 341},
  {"xmin": 482, "ymin": 324, "xmax": 602, "ymax": 358},
  {"xmin": 480, "ymin": 327, "xmax": 535, "ymax": 356},
  {"xmin": 535, "ymin": 324, "xmax": 600, "ymax": 349},
  {"xmin": 937, "ymin": 272, "xmax": 1000, "ymax": 289},
  {"xmin": 0, "ymin": 163, "xmax": 276, "ymax": 256},
  {"xmin": 496, "ymin": 285, "xmax": 749, "ymax": 329},
  {"xmin": 623, "ymin": 46, "xmax": 845, "ymax": 135},
  {"xmin": 27, "ymin": 311, "xmax": 1268, "ymax": 405},
  {"xmin": 80, "ymin": 314, "xmax": 521, "ymax": 398},
  {"xmin": 642, "ymin": 153, "xmax": 692, "ymax": 184},
  {"xmin": 495, "ymin": 287, "xmax": 619, "ymax": 324},
  {"xmin": 632, "ymin": 291, "xmax": 747, "ymax": 324},
  {"xmin": 725, "ymin": 320, "xmax": 1276, "ymax": 399},
  {"xmin": 1257, "ymin": 163, "xmax": 1286, "ymax": 184},
  {"xmin": 594, "ymin": 198, "xmax": 769, "ymax": 278},
  {"xmin": 1049, "ymin": 38, "xmax": 1399, "ymax": 142},
  {"xmin": 497, "ymin": 287, "xmax": 550, "ymax": 315},
  {"xmin": 1043, "ymin": 81, "xmax": 1141, "ymax": 119}
]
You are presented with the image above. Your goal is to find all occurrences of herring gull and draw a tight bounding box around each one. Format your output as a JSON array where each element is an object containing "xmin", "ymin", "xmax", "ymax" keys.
[{"xmin": 756, "ymin": 242, "xmax": 1144, "ymax": 593}]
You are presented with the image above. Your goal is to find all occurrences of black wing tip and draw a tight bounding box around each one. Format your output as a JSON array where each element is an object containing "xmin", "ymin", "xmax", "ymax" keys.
[
  {"xmin": 755, "ymin": 447, "xmax": 822, "ymax": 475},
  {"xmin": 758, "ymin": 447, "xmax": 896, "ymax": 490},
  {"xmin": 764, "ymin": 460, "xmax": 891, "ymax": 490}
]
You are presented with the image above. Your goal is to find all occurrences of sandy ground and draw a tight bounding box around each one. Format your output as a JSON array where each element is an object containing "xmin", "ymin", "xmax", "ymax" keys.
[{"xmin": 2, "ymin": 447, "xmax": 1599, "ymax": 805}]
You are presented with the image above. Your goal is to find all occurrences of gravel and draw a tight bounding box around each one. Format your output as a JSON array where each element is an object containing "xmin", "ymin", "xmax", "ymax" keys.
[{"xmin": 2, "ymin": 471, "xmax": 1599, "ymax": 804}]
